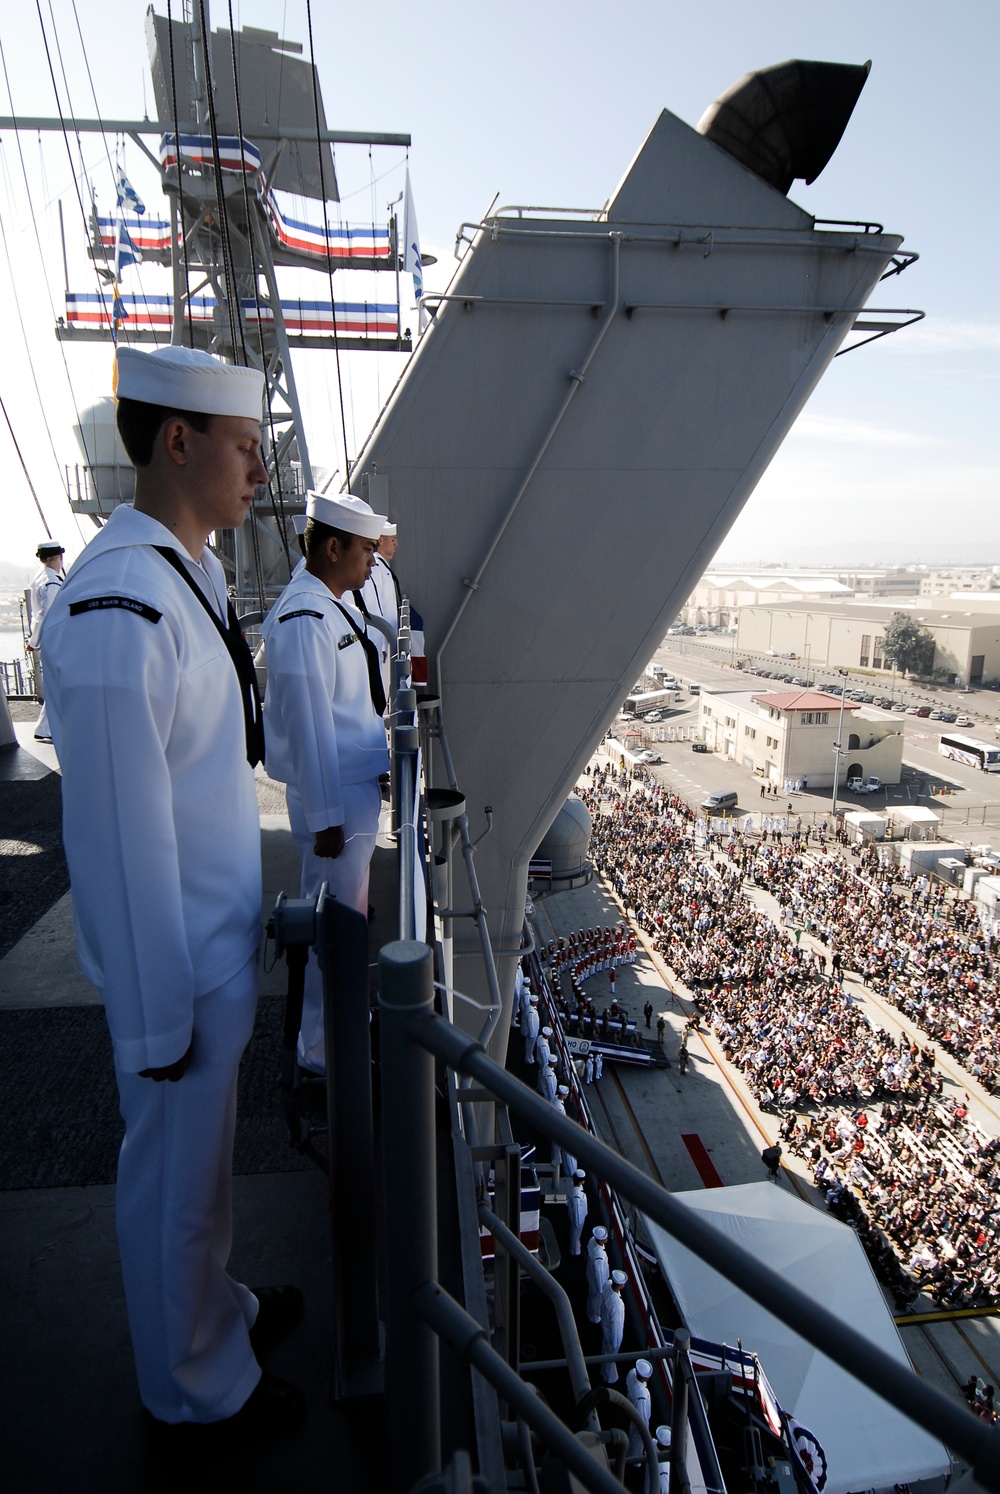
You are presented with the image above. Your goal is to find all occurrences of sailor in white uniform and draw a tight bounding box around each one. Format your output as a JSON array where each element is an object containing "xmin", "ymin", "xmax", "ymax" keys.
[
  {"xmin": 26, "ymin": 539, "xmax": 65, "ymax": 740},
  {"xmin": 41, "ymin": 346, "xmax": 304, "ymax": 1438},
  {"xmin": 356, "ymin": 520, "xmax": 399, "ymax": 702},
  {"xmin": 534, "ymin": 1024, "xmax": 552, "ymax": 1076},
  {"xmin": 262, "ymin": 491, "xmax": 390, "ymax": 1074},
  {"xmin": 656, "ymin": 1425, "xmax": 673, "ymax": 1491},
  {"xmin": 522, "ymin": 993, "xmax": 540, "ymax": 1064},
  {"xmin": 567, "ymin": 1168, "xmax": 588, "ymax": 1255},
  {"xmin": 600, "ymin": 1269, "xmax": 627, "ymax": 1383},
  {"xmin": 586, "ymin": 1226, "xmax": 609, "ymax": 1323},
  {"xmin": 625, "ymin": 1359, "xmax": 653, "ymax": 1461},
  {"xmin": 539, "ymin": 1056, "xmax": 558, "ymax": 1104}
]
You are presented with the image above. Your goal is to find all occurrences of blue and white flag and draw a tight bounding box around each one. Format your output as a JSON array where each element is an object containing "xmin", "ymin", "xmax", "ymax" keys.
[
  {"xmin": 114, "ymin": 215, "xmax": 142, "ymax": 278},
  {"xmin": 402, "ymin": 169, "xmax": 422, "ymax": 302},
  {"xmin": 116, "ymin": 168, "xmax": 145, "ymax": 217}
]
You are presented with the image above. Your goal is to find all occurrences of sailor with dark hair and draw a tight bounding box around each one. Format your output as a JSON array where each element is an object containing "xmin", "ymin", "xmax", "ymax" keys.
[
  {"xmin": 26, "ymin": 539, "xmax": 66, "ymax": 740},
  {"xmin": 41, "ymin": 344, "xmax": 305, "ymax": 1440},
  {"xmin": 262, "ymin": 490, "xmax": 389, "ymax": 1074}
]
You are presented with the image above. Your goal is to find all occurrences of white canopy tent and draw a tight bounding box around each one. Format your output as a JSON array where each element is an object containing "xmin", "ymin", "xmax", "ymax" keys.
[{"xmin": 646, "ymin": 1183, "xmax": 951, "ymax": 1494}]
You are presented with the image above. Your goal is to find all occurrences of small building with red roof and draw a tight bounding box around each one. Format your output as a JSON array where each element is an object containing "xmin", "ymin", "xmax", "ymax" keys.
[{"xmin": 698, "ymin": 688, "xmax": 903, "ymax": 790}]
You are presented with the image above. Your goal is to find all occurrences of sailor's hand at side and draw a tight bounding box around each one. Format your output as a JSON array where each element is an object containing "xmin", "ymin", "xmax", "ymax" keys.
[
  {"xmin": 139, "ymin": 1039, "xmax": 194, "ymax": 1083},
  {"xmin": 313, "ymin": 825, "xmax": 345, "ymax": 859}
]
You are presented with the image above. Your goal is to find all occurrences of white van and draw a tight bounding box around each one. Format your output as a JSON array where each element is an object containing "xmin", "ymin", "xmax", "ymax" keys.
[{"xmin": 702, "ymin": 790, "xmax": 738, "ymax": 813}]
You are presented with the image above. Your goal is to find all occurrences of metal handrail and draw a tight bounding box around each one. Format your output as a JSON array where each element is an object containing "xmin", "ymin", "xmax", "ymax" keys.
[{"xmin": 379, "ymin": 970, "xmax": 999, "ymax": 1490}]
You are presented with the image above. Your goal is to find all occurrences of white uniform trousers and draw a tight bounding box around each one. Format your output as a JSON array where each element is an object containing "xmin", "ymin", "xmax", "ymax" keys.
[
  {"xmin": 288, "ymin": 779, "xmax": 381, "ymax": 1074},
  {"xmin": 113, "ymin": 956, "xmax": 261, "ymax": 1423}
]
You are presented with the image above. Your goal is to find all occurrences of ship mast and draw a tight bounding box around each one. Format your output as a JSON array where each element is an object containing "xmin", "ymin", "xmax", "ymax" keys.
[{"xmin": 0, "ymin": 1, "xmax": 411, "ymax": 604}]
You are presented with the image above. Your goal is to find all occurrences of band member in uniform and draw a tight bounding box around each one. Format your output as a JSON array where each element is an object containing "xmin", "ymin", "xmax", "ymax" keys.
[
  {"xmin": 262, "ymin": 491, "xmax": 389, "ymax": 1074},
  {"xmin": 41, "ymin": 345, "xmax": 305, "ymax": 1439}
]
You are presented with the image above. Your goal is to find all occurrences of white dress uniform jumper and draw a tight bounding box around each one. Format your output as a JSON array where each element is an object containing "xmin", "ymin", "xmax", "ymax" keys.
[
  {"xmin": 27, "ymin": 553, "xmax": 64, "ymax": 737},
  {"xmin": 262, "ymin": 569, "xmax": 389, "ymax": 1073},
  {"xmin": 42, "ymin": 504, "xmax": 265, "ymax": 1423}
]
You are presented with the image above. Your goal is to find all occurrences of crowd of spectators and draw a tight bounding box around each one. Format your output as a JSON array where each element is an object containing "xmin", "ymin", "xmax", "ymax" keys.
[{"xmin": 574, "ymin": 758, "xmax": 1000, "ymax": 1335}]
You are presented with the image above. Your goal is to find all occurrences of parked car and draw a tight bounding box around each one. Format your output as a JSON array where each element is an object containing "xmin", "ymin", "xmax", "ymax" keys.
[
  {"xmin": 940, "ymin": 712, "xmax": 958, "ymax": 723},
  {"xmin": 634, "ymin": 749, "xmax": 662, "ymax": 764},
  {"xmin": 644, "ymin": 712, "xmax": 664, "ymax": 723},
  {"xmin": 929, "ymin": 710, "xmax": 943, "ymax": 720},
  {"xmin": 915, "ymin": 706, "xmax": 932, "ymax": 718},
  {"xmin": 905, "ymin": 705, "xmax": 920, "ymax": 715},
  {"xmin": 957, "ymin": 715, "xmax": 974, "ymax": 727},
  {"xmin": 691, "ymin": 741, "xmax": 709, "ymax": 753},
  {"xmin": 847, "ymin": 775, "xmax": 882, "ymax": 794}
]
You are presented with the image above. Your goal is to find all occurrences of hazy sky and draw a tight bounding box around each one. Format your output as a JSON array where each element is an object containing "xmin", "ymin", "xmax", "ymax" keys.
[{"xmin": 0, "ymin": 0, "xmax": 996, "ymax": 571}]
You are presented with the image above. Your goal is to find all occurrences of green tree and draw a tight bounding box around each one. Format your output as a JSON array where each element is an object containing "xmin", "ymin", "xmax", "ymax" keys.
[{"xmin": 882, "ymin": 612, "xmax": 935, "ymax": 677}]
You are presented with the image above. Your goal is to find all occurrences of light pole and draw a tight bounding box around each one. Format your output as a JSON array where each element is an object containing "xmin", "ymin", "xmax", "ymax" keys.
[{"xmin": 830, "ymin": 669, "xmax": 849, "ymax": 817}]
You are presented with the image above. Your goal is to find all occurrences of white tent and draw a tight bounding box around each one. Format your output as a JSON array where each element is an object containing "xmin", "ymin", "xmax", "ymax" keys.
[{"xmin": 646, "ymin": 1183, "xmax": 951, "ymax": 1494}]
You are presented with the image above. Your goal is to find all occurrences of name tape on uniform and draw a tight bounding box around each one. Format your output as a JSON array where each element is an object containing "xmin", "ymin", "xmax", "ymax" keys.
[
  {"xmin": 69, "ymin": 596, "xmax": 162, "ymax": 623},
  {"xmin": 278, "ymin": 609, "xmax": 324, "ymax": 623}
]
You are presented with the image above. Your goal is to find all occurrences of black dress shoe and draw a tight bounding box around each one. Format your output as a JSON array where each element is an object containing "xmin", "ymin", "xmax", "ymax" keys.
[
  {"xmin": 249, "ymin": 1284, "xmax": 304, "ymax": 1352},
  {"xmin": 144, "ymin": 1372, "xmax": 307, "ymax": 1446}
]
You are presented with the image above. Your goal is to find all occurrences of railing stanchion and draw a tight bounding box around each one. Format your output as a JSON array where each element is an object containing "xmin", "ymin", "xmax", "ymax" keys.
[{"xmin": 380, "ymin": 940, "xmax": 441, "ymax": 1490}]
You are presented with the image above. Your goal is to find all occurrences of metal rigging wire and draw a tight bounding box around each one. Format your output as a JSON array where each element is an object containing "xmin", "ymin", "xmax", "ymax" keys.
[
  {"xmin": 304, "ymin": 0, "xmax": 352, "ymax": 486},
  {"xmin": 225, "ymin": 2, "xmax": 293, "ymax": 577},
  {"xmin": 0, "ymin": 391, "xmax": 53, "ymax": 538},
  {"xmin": 65, "ymin": 0, "xmax": 157, "ymax": 339},
  {"xmin": 31, "ymin": 0, "xmax": 111, "ymax": 327},
  {"xmin": 166, "ymin": 0, "xmax": 195, "ymax": 347},
  {"xmin": 194, "ymin": 2, "xmax": 266, "ymax": 606},
  {"xmin": 0, "ymin": 33, "xmax": 91, "ymax": 543}
]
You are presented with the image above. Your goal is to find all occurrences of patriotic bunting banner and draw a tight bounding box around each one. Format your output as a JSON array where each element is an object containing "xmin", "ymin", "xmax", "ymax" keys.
[
  {"xmin": 66, "ymin": 292, "xmax": 400, "ymax": 338},
  {"xmin": 159, "ymin": 132, "xmax": 263, "ymax": 174},
  {"xmin": 97, "ymin": 216, "xmax": 173, "ymax": 253},
  {"xmin": 265, "ymin": 194, "xmax": 390, "ymax": 261}
]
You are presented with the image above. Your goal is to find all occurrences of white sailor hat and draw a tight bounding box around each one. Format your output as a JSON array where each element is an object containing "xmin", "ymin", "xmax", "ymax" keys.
[
  {"xmin": 528, "ymin": 993, "xmax": 539, "ymax": 1003},
  {"xmin": 656, "ymin": 1425, "xmax": 672, "ymax": 1449},
  {"xmin": 381, "ymin": 521, "xmax": 397, "ymax": 536},
  {"xmin": 305, "ymin": 490, "xmax": 386, "ymax": 540},
  {"xmin": 541, "ymin": 1026, "xmax": 553, "ymax": 1037},
  {"xmin": 636, "ymin": 1359, "xmax": 652, "ymax": 1379},
  {"xmin": 611, "ymin": 1270, "xmax": 627, "ymax": 1286},
  {"xmin": 291, "ymin": 513, "xmax": 308, "ymax": 536},
  {"xmin": 592, "ymin": 1226, "xmax": 608, "ymax": 1241},
  {"xmin": 573, "ymin": 1168, "xmax": 586, "ymax": 1181},
  {"xmin": 36, "ymin": 540, "xmax": 65, "ymax": 558},
  {"xmin": 547, "ymin": 1055, "xmax": 557, "ymax": 1065},
  {"xmin": 116, "ymin": 344, "xmax": 264, "ymax": 419},
  {"xmin": 557, "ymin": 1083, "xmax": 569, "ymax": 1095}
]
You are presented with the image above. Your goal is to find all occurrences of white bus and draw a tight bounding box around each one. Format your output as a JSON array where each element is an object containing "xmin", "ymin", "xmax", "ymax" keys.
[{"xmin": 939, "ymin": 733, "xmax": 1000, "ymax": 772}]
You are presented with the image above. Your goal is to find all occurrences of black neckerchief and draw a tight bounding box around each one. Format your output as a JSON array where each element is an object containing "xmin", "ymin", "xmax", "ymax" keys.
[
  {"xmin": 330, "ymin": 596, "xmax": 387, "ymax": 716},
  {"xmin": 154, "ymin": 546, "xmax": 265, "ymax": 768}
]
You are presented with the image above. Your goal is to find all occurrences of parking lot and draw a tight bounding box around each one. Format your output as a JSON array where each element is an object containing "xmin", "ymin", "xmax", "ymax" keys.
[{"xmin": 606, "ymin": 643, "xmax": 1000, "ymax": 841}]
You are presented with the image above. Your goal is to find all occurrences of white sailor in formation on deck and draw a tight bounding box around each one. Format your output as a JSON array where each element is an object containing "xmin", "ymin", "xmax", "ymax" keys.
[
  {"xmin": 41, "ymin": 345, "xmax": 304, "ymax": 1442},
  {"xmin": 26, "ymin": 538, "xmax": 65, "ymax": 741},
  {"xmin": 262, "ymin": 490, "xmax": 390, "ymax": 1074}
]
